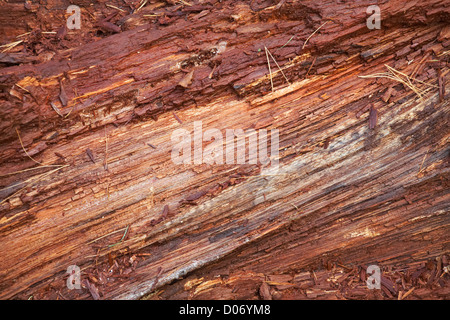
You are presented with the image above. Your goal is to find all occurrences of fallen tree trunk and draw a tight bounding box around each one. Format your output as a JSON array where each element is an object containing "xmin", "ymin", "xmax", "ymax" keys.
[{"xmin": 0, "ymin": 0, "xmax": 449, "ymax": 300}]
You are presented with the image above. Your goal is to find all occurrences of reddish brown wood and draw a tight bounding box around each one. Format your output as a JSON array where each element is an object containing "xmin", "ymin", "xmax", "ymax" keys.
[{"xmin": 0, "ymin": 0, "xmax": 449, "ymax": 300}]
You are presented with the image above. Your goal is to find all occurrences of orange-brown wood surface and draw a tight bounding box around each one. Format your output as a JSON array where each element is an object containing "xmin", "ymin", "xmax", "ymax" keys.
[{"xmin": 0, "ymin": 0, "xmax": 449, "ymax": 299}]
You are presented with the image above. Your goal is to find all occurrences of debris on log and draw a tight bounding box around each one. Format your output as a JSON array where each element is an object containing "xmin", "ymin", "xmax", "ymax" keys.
[{"xmin": 0, "ymin": 0, "xmax": 449, "ymax": 300}]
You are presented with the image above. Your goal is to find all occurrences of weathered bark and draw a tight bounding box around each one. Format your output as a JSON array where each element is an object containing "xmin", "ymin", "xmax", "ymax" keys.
[{"xmin": 0, "ymin": 0, "xmax": 449, "ymax": 299}]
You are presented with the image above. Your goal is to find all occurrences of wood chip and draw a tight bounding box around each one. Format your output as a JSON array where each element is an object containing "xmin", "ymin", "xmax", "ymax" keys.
[
  {"xmin": 302, "ymin": 21, "xmax": 329, "ymax": 49},
  {"xmin": 59, "ymin": 80, "xmax": 68, "ymax": 107},
  {"xmin": 185, "ymin": 189, "xmax": 207, "ymax": 202},
  {"xmin": 56, "ymin": 26, "xmax": 67, "ymax": 40},
  {"xmin": 259, "ymin": 282, "xmax": 272, "ymax": 300},
  {"xmin": 323, "ymin": 137, "xmax": 330, "ymax": 149},
  {"xmin": 82, "ymin": 279, "xmax": 100, "ymax": 300},
  {"xmin": 50, "ymin": 102, "xmax": 64, "ymax": 117},
  {"xmin": 86, "ymin": 148, "xmax": 95, "ymax": 163},
  {"xmin": 54, "ymin": 152, "xmax": 65, "ymax": 159},
  {"xmin": 161, "ymin": 204, "xmax": 169, "ymax": 218},
  {"xmin": 369, "ymin": 105, "xmax": 378, "ymax": 129},
  {"xmin": 178, "ymin": 70, "xmax": 194, "ymax": 88},
  {"xmin": 381, "ymin": 86, "xmax": 394, "ymax": 103},
  {"xmin": 97, "ymin": 21, "xmax": 121, "ymax": 33},
  {"xmin": 381, "ymin": 275, "xmax": 397, "ymax": 295}
]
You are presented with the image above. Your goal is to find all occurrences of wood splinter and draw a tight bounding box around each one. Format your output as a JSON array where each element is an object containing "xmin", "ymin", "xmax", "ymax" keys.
[
  {"xmin": 86, "ymin": 148, "xmax": 95, "ymax": 163},
  {"xmin": 149, "ymin": 205, "xmax": 169, "ymax": 226},
  {"xmin": 104, "ymin": 127, "xmax": 109, "ymax": 171},
  {"xmin": 96, "ymin": 20, "xmax": 121, "ymax": 33},
  {"xmin": 180, "ymin": 189, "xmax": 208, "ymax": 205},
  {"xmin": 54, "ymin": 152, "xmax": 65, "ymax": 159},
  {"xmin": 437, "ymin": 68, "xmax": 445, "ymax": 102},
  {"xmin": 368, "ymin": 105, "xmax": 378, "ymax": 129},
  {"xmin": 59, "ymin": 79, "xmax": 68, "ymax": 107},
  {"xmin": 178, "ymin": 70, "xmax": 194, "ymax": 88}
]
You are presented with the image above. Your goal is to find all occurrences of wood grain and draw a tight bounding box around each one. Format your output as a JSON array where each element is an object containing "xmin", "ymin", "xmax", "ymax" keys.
[{"xmin": 0, "ymin": 0, "xmax": 449, "ymax": 299}]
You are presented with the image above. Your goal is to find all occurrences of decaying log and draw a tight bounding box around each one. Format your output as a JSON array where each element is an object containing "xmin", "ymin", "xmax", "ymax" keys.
[{"xmin": 0, "ymin": 0, "xmax": 449, "ymax": 300}]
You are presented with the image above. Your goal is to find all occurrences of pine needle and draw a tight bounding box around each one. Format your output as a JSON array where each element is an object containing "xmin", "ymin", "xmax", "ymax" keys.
[
  {"xmin": 266, "ymin": 47, "xmax": 291, "ymax": 86},
  {"xmin": 0, "ymin": 165, "xmax": 68, "ymax": 192},
  {"xmin": 14, "ymin": 83, "xmax": 31, "ymax": 93},
  {"xmin": 88, "ymin": 225, "xmax": 129, "ymax": 246},
  {"xmin": 136, "ymin": 0, "xmax": 148, "ymax": 12},
  {"xmin": 279, "ymin": 35, "xmax": 294, "ymax": 49},
  {"xmin": 264, "ymin": 46, "xmax": 291, "ymax": 92},
  {"xmin": 16, "ymin": 32, "xmax": 31, "ymax": 38},
  {"xmin": 108, "ymin": 225, "xmax": 129, "ymax": 247},
  {"xmin": 385, "ymin": 64, "xmax": 424, "ymax": 100},
  {"xmin": 265, "ymin": 46, "xmax": 274, "ymax": 92},
  {"xmin": 0, "ymin": 165, "xmax": 65, "ymax": 178},
  {"xmin": 306, "ymin": 56, "xmax": 317, "ymax": 77},
  {"xmin": 0, "ymin": 165, "xmax": 68, "ymax": 204},
  {"xmin": 0, "ymin": 40, "xmax": 23, "ymax": 53},
  {"xmin": 358, "ymin": 64, "xmax": 438, "ymax": 101},
  {"xmin": 16, "ymin": 128, "xmax": 44, "ymax": 165},
  {"xmin": 302, "ymin": 21, "xmax": 328, "ymax": 49},
  {"xmin": 106, "ymin": 4, "xmax": 126, "ymax": 12},
  {"xmin": 0, "ymin": 129, "xmax": 70, "ymax": 204},
  {"xmin": 178, "ymin": 0, "xmax": 192, "ymax": 6},
  {"xmin": 418, "ymin": 147, "xmax": 431, "ymax": 175}
]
